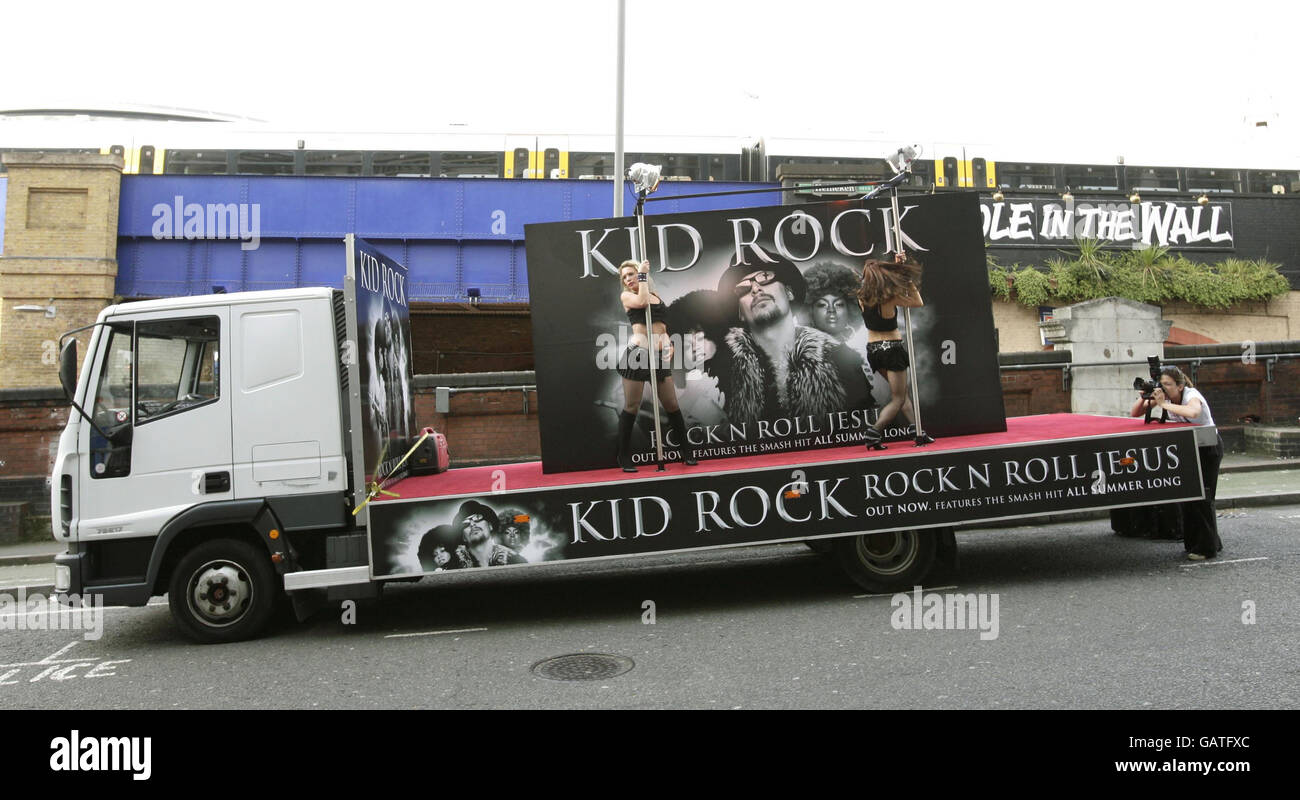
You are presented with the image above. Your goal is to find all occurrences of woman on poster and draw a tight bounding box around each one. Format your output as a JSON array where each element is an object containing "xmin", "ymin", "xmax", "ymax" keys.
[
  {"xmin": 1129, "ymin": 367, "xmax": 1223, "ymax": 560},
  {"xmin": 857, "ymin": 251, "xmax": 933, "ymax": 448},
  {"xmin": 615, "ymin": 259, "xmax": 697, "ymax": 472}
]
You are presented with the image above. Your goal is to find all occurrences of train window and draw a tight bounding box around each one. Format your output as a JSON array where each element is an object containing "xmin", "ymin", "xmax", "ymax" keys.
[
  {"xmin": 372, "ymin": 151, "xmax": 433, "ymax": 177},
  {"xmin": 163, "ymin": 150, "xmax": 231, "ymax": 175},
  {"xmin": 1186, "ymin": 168, "xmax": 1238, "ymax": 193},
  {"xmin": 439, "ymin": 151, "xmax": 501, "ymax": 178},
  {"xmin": 1128, "ymin": 166, "xmax": 1180, "ymax": 192},
  {"xmin": 1062, "ymin": 164, "xmax": 1118, "ymax": 191},
  {"xmin": 997, "ymin": 163, "xmax": 1056, "ymax": 190},
  {"xmin": 907, "ymin": 160, "xmax": 931, "ymax": 187},
  {"xmin": 709, "ymin": 155, "xmax": 741, "ymax": 182},
  {"xmin": 235, "ymin": 151, "xmax": 295, "ymax": 176},
  {"xmin": 1245, "ymin": 169, "xmax": 1291, "ymax": 193},
  {"xmin": 570, "ymin": 152, "xmax": 612, "ymax": 178},
  {"xmin": 305, "ymin": 150, "xmax": 364, "ymax": 176}
]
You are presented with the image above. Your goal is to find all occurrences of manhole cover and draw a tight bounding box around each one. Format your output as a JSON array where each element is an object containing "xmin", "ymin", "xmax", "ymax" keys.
[{"xmin": 531, "ymin": 653, "xmax": 634, "ymax": 681}]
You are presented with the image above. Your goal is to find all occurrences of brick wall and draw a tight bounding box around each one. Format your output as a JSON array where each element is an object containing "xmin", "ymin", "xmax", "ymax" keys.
[
  {"xmin": 0, "ymin": 152, "xmax": 123, "ymax": 388},
  {"xmin": 410, "ymin": 305, "xmax": 533, "ymax": 374},
  {"xmin": 1244, "ymin": 426, "xmax": 1300, "ymax": 457},
  {"xmin": 412, "ymin": 382, "xmax": 541, "ymax": 465},
  {"xmin": 1166, "ymin": 341, "xmax": 1300, "ymax": 425},
  {"xmin": 999, "ymin": 352, "xmax": 1073, "ymax": 417},
  {"xmin": 0, "ymin": 388, "xmax": 68, "ymax": 514}
]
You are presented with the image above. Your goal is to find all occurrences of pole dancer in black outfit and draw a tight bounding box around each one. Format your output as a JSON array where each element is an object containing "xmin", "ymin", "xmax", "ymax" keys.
[
  {"xmin": 614, "ymin": 259, "xmax": 697, "ymax": 473},
  {"xmin": 857, "ymin": 251, "xmax": 933, "ymax": 449}
]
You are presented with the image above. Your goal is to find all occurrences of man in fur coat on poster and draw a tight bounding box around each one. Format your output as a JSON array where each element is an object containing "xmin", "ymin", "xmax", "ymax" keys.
[{"xmin": 716, "ymin": 252, "xmax": 876, "ymax": 428}]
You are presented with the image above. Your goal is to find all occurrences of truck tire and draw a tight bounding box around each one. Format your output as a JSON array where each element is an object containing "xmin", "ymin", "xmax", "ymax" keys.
[
  {"xmin": 832, "ymin": 528, "xmax": 938, "ymax": 593},
  {"xmin": 168, "ymin": 538, "xmax": 279, "ymax": 644}
]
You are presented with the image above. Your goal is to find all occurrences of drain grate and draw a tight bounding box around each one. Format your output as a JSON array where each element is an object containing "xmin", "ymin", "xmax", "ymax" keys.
[{"xmin": 531, "ymin": 653, "xmax": 634, "ymax": 682}]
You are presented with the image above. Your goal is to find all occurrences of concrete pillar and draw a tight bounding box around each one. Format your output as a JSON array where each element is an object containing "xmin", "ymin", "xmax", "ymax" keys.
[
  {"xmin": 1040, "ymin": 297, "xmax": 1171, "ymax": 416},
  {"xmin": 0, "ymin": 152, "xmax": 123, "ymax": 388}
]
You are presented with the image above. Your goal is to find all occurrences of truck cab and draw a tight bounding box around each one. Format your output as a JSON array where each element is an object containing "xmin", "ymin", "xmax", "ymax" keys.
[{"xmin": 52, "ymin": 288, "xmax": 355, "ymax": 641}]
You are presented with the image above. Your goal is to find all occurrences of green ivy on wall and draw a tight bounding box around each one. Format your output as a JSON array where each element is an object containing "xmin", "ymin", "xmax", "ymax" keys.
[{"xmin": 988, "ymin": 242, "xmax": 1290, "ymax": 309}]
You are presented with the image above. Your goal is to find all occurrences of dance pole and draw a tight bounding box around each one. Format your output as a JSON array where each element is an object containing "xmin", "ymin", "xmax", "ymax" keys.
[
  {"xmin": 888, "ymin": 188, "xmax": 931, "ymax": 447},
  {"xmin": 634, "ymin": 185, "xmax": 667, "ymax": 470},
  {"xmin": 612, "ymin": 0, "xmax": 625, "ymax": 217}
]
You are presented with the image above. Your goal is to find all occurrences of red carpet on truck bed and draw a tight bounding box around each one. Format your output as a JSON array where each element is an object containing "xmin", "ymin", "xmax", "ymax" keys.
[{"xmin": 377, "ymin": 413, "xmax": 1187, "ymax": 502}]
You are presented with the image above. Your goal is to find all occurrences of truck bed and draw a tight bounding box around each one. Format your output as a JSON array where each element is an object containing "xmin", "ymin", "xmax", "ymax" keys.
[
  {"xmin": 379, "ymin": 413, "xmax": 1190, "ymax": 501},
  {"xmin": 363, "ymin": 413, "xmax": 1207, "ymax": 581}
]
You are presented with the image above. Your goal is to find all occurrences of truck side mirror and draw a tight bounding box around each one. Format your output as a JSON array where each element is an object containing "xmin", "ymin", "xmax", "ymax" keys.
[{"xmin": 59, "ymin": 339, "xmax": 78, "ymax": 400}]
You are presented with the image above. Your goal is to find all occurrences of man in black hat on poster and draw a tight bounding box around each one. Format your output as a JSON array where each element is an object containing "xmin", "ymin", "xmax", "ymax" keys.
[
  {"xmin": 425, "ymin": 500, "xmax": 527, "ymax": 570},
  {"xmin": 716, "ymin": 251, "xmax": 876, "ymax": 434}
]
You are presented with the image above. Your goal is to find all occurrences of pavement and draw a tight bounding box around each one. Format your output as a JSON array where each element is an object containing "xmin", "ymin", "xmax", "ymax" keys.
[{"xmin": 2, "ymin": 453, "xmax": 1297, "ymax": 596}]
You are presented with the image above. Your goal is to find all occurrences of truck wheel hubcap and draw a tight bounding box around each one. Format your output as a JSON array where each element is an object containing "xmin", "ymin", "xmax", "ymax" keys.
[
  {"xmin": 188, "ymin": 561, "xmax": 252, "ymax": 626},
  {"xmin": 854, "ymin": 531, "xmax": 917, "ymax": 575}
]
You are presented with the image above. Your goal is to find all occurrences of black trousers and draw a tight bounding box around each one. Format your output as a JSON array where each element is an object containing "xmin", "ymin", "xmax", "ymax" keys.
[
  {"xmin": 1183, "ymin": 436, "xmax": 1224, "ymax": 557},
  {"xmin": 1110, "ymin": 504, "xmax": 1183, "ymax": 539}
]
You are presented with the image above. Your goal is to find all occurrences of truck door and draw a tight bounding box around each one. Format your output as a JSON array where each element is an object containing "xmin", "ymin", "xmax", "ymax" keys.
[
  {"xmin": 228, "ymin": 297, "xmax": 346, "ymax": 498},
  {"xmin": 77, "ymin": 309, "xmax": 233, "ymax": 540}
]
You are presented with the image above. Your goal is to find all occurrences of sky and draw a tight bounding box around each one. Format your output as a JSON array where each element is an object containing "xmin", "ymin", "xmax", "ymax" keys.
[{"xmin": 2, "ymin": 0, "xmax": 1295, "ymax": 165}]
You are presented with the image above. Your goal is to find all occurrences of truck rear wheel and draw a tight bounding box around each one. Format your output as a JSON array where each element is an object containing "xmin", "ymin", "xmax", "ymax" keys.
[
  {"xmin": 168, "ymin": 538, "xmax": 279, "ymax": 644},
  {"xmin": 832, "ymin": 528, "xmax": 938, "ymax": 593}
]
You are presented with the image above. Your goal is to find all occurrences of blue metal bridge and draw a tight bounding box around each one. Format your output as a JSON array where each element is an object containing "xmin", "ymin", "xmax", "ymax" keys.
[{"xmin": 115, "ymin": 176, "xmax": 779, "ymax": 301}]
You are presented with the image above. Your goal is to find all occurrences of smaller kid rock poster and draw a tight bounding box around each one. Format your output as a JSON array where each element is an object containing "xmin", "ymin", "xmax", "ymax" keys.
[
  {"xmin": 345, "ymin": 236, "xmax": 418, "ymax": 486},
  {"xmin": 367, "ymin": 426, "xmax": 1203, "ymax": 578},
  {"xmin": 524, "ymin": 192, "xmax": 1006, "ymax": 474},
  {"xmin": 371, "ymin": 496, "xmax": 569, "ymax": 577}
]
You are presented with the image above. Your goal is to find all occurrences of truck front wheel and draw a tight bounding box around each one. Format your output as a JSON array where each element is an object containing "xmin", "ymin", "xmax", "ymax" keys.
[
  {"xmin": 832, "ymin": 528, "xmax": 939, "ymax": 593},
  {"xmin": 168, "ymin": 539, "xmax": 279, "ymax": 643}
]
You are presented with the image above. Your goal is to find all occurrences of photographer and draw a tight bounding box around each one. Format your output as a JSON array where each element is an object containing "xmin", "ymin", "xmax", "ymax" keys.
[{"xmin": 1129, "ymin": 367, "xmax": 1223, "ymax": 560}]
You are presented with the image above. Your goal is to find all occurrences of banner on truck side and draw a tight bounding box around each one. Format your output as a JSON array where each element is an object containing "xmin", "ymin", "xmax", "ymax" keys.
[
  {"xmin": 368, "ymin": 426, "xmax": 1201, "ymax": 578},
  {"xmin": 523, "ymin": 192, "xmax": 1007, "ymax": 474},
  {"xmin": 345, "ymin": 236, "xmax": 419, "ymax": 493}
]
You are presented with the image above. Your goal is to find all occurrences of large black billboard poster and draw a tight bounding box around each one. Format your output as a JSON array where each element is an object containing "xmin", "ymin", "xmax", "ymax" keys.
[
  {"xmin": 369, "ymin": 427, "xmax": 1202, "ymax": 578},
  {"xmin": 345, "ymin": 237, "xmax": 418, "ymax": 486},
  {"xmin": 524, "ymin": 193, "xmax": 1006, "ymax": 474}
]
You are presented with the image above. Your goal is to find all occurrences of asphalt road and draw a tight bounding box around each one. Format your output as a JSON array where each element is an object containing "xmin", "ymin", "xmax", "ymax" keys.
[{"xmin": 2, "ymin": 505, "xmax": 1297, "ymax": 710}]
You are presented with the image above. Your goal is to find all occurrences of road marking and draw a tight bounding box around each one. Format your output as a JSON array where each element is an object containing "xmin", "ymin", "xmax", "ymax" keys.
[
  {"xmin": 0, "ymin": 641, "xmax": 83, "ymax": 668},
  {"xmin": 854, "ymin": 585, "xmax": 957, "ymax": 599},
  {"xmin": 1179, "ymin": 556, "xmax": 1269, "ymax": 568},
  {"xmin": 385, "ymin": 627, "xmax": 488, "ymax": 639},
  {"xmin": 0, "ymin": 642, "xmax": 130, "ymax": 686}
]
